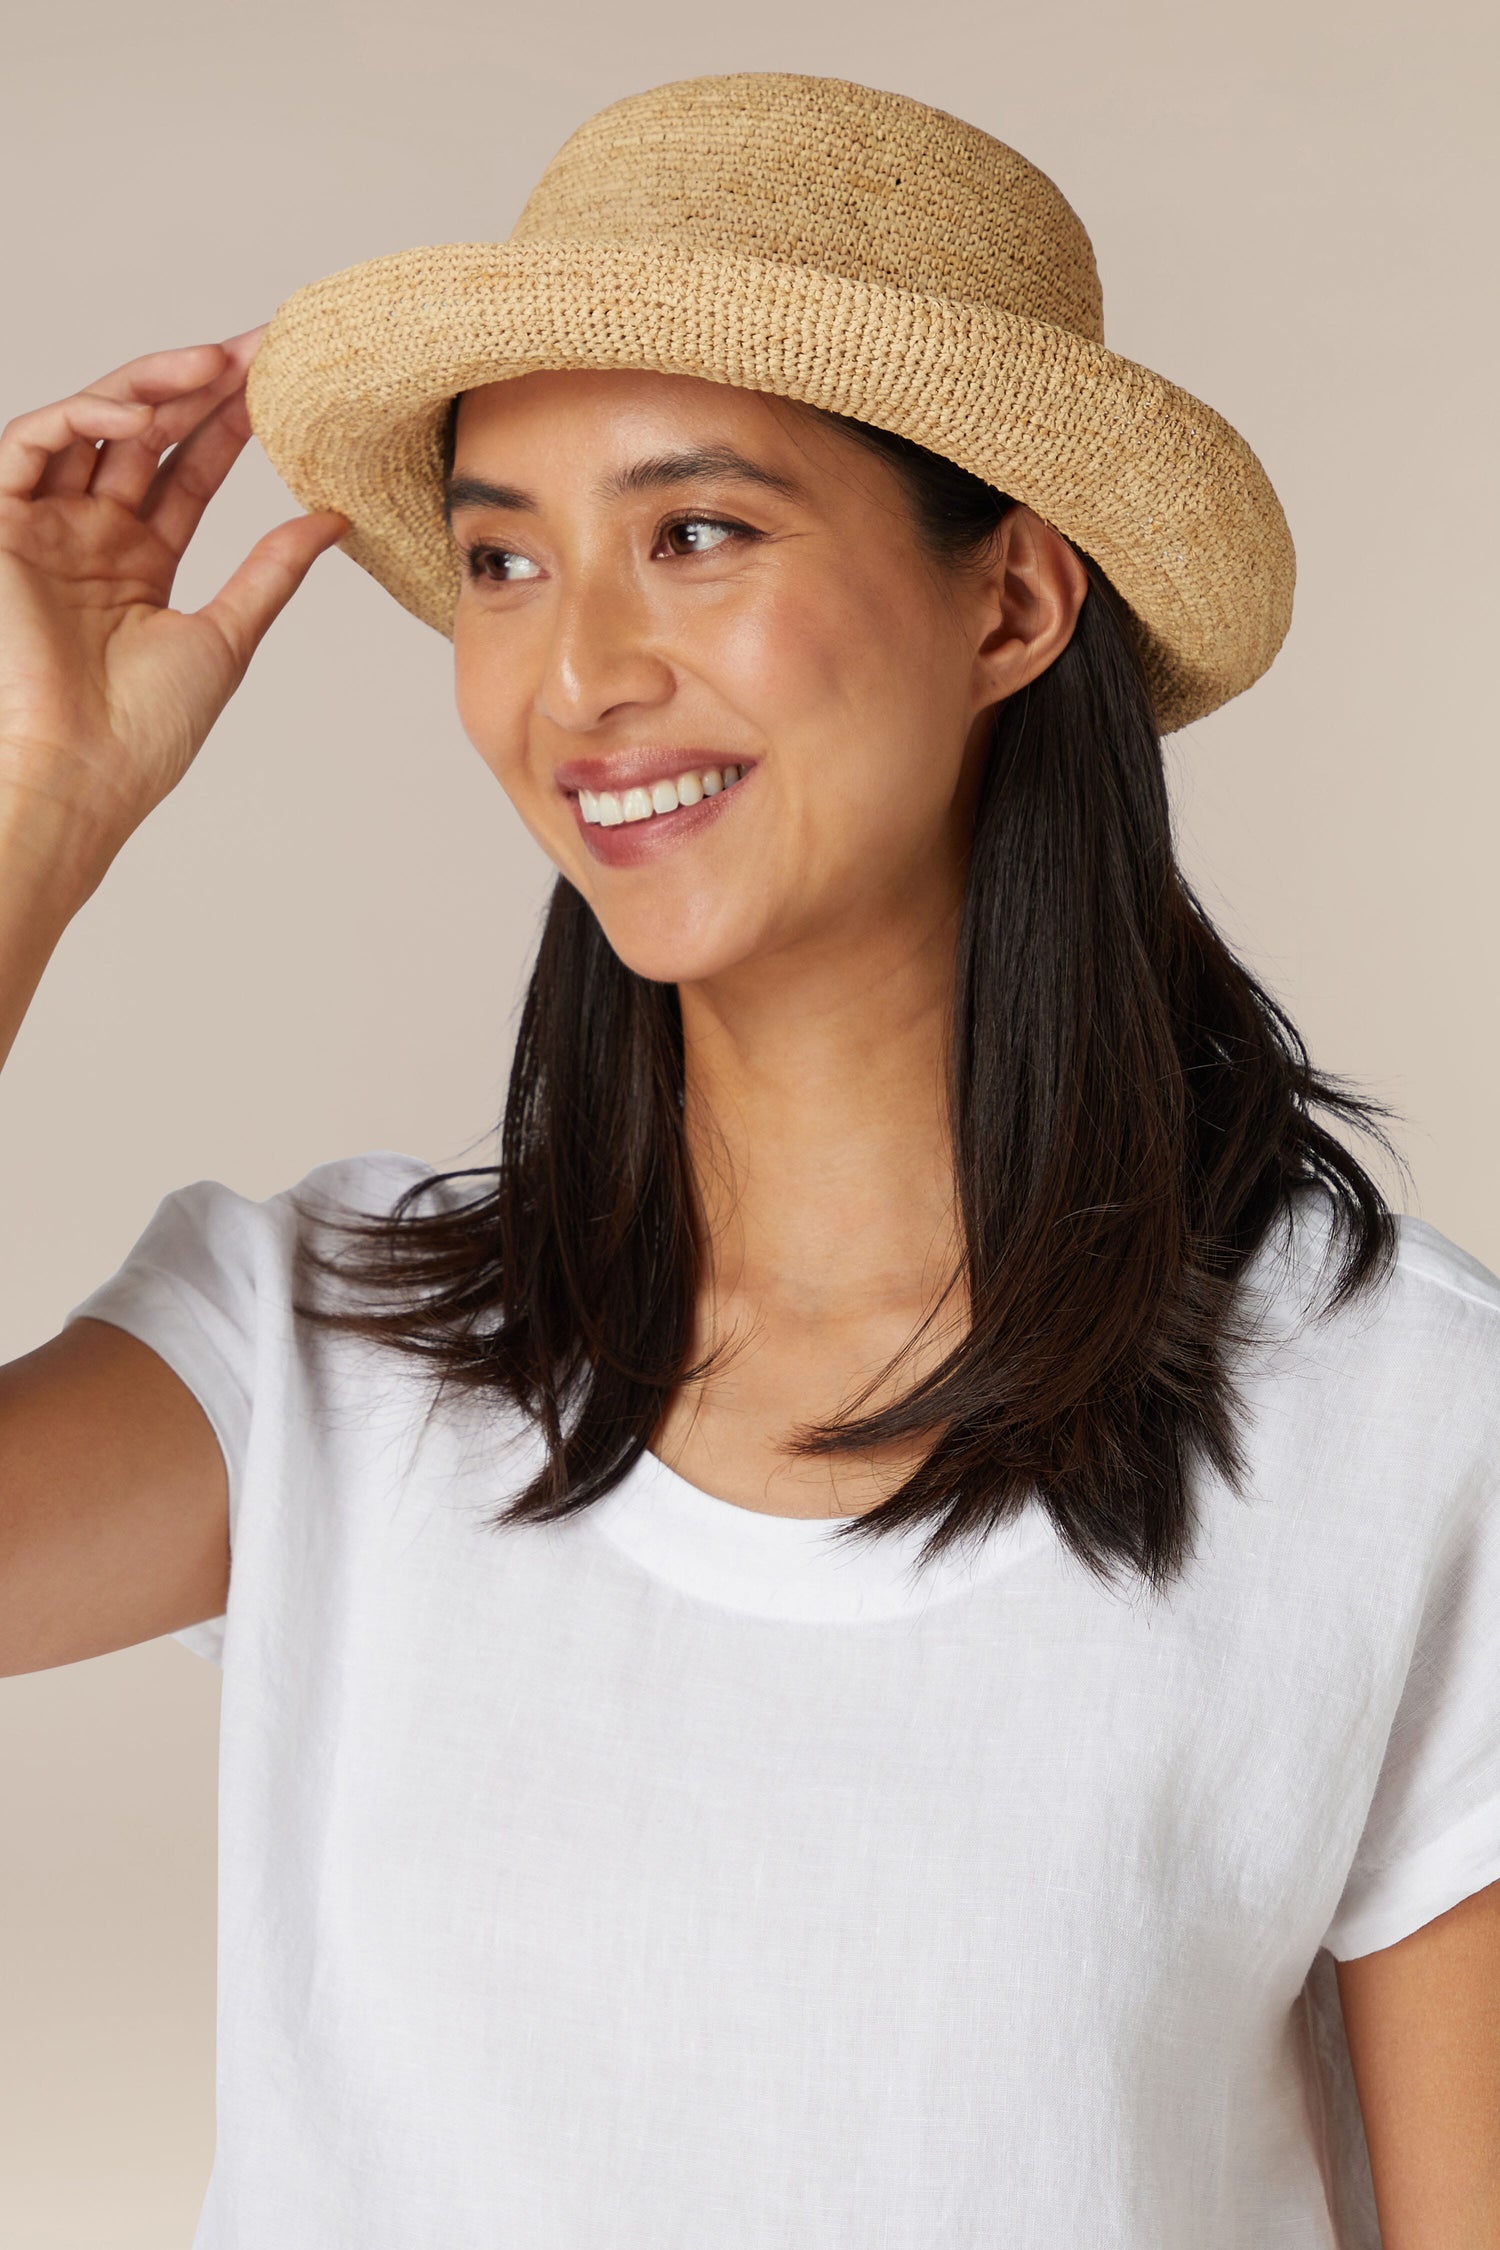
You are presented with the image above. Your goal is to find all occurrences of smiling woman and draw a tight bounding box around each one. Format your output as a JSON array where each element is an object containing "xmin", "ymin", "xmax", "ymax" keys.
[
  {"xmin": 3, "ymin": 64, "xmax": 1497, "ymax": 2250},
  {"xmin": 292, "ymin": 361, "xmax": 1400, "ymax": 1581}
]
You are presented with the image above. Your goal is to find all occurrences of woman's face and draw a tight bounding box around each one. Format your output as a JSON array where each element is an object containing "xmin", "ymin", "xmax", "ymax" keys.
[{"xmin": 448, "ymin": 367, "xmax": 1075, "ymax": 986}]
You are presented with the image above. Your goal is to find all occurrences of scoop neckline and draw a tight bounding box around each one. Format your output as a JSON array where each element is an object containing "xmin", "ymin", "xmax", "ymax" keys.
[{"xmin": 583, "ymin": 1446, "xmax": 1054, "ymax": 1622}]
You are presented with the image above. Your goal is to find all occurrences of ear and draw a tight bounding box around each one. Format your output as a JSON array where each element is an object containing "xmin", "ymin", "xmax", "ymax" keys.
[{"xmin": 968, "ymin": 503, "xmax": 1091, "ymax": 715}]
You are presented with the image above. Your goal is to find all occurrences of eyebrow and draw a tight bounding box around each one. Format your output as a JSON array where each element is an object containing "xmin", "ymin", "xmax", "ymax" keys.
[{"xmin": 441, "ymin": 444, "xmax": 809, "ymax": 527}]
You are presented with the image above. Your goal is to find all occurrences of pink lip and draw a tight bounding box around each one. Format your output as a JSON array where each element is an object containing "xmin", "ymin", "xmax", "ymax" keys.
[
  {"xmin": 554, "ymin": 749, "xmax": 755, "ymax": 797},
  {"xmin": 571, "ymin": 765, "xmax": 754, "ymax": 867}
]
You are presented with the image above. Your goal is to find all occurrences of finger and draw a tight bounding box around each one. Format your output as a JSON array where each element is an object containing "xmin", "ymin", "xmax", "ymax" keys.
[
  {"xmin": 216, "ymin": 324, "xmax": 268, "ymax": 358},
  {"xmin": 18, "ymin": 332, "xmax": 262, "ymax": 501},
  {"xmin": 194, "ymin": 511, "xmax": 350, "ymax": 678},
  {"xmin": 0, "ymin": 390, "xmax": 162, "ymax": 501},
  {"xmin": 65, "ymin": 331, "xmax": 259, "ymax": 412},
  {"xmin": 86, "ymin": 350, "xmax": 255, "ymax": 511},
  {"xmin": 28, "ymin": 428, "xmax": 109, "ymax": 501},
  {"xmin": 33, "ymin": 344, "xmax": 229, "ymax": 499},
  {"xmin": 136, "ymin": 389, "xmax": 254, "ymax": 558}
]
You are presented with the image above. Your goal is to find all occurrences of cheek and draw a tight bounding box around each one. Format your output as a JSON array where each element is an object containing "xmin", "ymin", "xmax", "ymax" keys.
[
  {"xmin": 739, "ymin": 577, "xmax": 967, "ymax": 828},
  {"xmin": 708, "ymin": 568, "xmax": 927, "ymax": 751},
  {"xmin": 452, "ymin": 630, "xmax": 529, "ymax": 794}
]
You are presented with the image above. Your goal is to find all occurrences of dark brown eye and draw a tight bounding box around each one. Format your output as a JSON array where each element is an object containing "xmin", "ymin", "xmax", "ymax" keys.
[
  {"xmin": 657, "ymin": 516, "xmax": 749, "ymax": 557},
  {"xmin": 461, "ymin": 544, "xmax": 540, "ymax": 583}
]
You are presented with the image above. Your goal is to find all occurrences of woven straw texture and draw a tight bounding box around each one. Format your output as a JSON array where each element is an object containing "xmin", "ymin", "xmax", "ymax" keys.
[{"xmin": 245, "ymin": 71, "xmax": 1295, "ymax": 735}]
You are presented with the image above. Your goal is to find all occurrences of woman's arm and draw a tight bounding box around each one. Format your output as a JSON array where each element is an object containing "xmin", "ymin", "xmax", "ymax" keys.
[
  {"xmin": 0, "ymin": 337, "xmax": 345, "ymax": 1676},
  {"xmin": 0, "ymin": 791, "xmax": 229, "ymax": 1675},
  {"xmin": 1336, "ymin": 1878, "xmax": 1500, "ymax": 2246}
]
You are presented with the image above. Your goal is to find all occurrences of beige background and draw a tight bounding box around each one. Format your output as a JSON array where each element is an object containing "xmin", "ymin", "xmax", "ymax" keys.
[{"xmin": 0, "ymin": 0, "xmax": 1494, "ymax": 2238}]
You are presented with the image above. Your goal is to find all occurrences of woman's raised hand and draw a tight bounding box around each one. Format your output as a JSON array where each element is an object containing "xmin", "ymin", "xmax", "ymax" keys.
[{"xmin": 0, "ymin": 329, "xmax": 348, "ymax": 887}]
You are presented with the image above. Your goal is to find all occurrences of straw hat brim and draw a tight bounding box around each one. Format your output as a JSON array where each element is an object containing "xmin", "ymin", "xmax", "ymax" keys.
[{"xmin": 246, "ymin": 238, "xmax": 1295, "ymax": 736}]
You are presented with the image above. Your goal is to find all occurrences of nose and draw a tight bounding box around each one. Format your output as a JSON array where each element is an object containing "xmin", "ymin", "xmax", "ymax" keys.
[{"xmin": 533, "ymin": 560, "xmax": 675, "ymax": 734}]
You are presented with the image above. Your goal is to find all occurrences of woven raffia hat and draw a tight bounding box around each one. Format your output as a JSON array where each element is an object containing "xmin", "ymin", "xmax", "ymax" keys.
[{"xmin": 247, "ymin": 70, "xmax": 1295, "ymax": 736}]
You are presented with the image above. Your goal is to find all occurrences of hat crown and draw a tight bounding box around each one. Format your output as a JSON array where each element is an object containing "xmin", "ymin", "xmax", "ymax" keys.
[{"xmin": 507, "ymin": 72, "xmax": 1106, "ymax": 346}]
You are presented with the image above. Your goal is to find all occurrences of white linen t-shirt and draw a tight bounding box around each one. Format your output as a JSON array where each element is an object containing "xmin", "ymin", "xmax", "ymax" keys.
[{"xmin": 65, "ymin": 1150, "xmax": 1500, "ymax": 2249}]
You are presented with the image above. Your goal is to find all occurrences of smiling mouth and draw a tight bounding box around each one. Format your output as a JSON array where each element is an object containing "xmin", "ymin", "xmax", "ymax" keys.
[{"xmin": 576, "ymin": 763, "xmax": 748, "ymax": 827}]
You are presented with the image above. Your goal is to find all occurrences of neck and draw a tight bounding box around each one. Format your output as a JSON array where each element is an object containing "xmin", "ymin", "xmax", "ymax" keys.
[{"xmin": 678, "ymin": 891, "xmax": 965, "ymax": 1331}]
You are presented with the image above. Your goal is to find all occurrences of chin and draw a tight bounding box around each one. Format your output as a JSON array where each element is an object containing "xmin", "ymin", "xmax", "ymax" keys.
[{"xmin": 586, "ymin": 905, "xmax": 763, "ymax": 989}]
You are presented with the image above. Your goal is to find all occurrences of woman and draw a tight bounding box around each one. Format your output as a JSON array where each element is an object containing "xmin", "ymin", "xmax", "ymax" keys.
[{"xmin": 2, "ymin": 69, "xmax": 1496, "ymax": 2250}]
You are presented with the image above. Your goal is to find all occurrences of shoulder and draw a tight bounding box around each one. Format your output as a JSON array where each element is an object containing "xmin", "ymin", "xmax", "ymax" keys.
[
  {"xmin": 1379, "ymin": 1215, "xmax": 1500, "ymax": 1450},
  {"xmin": 282, "ymin": 1148, "xmax": 494, "ymax": 1291},
  {"xmin": 283, "ymin": 1147, "xmax": 446, "ymax": 1230},
  {"xmin": 1349, "ymin": 1204, "xmax": 1500, "ymax": 1378},
  {"xmin": 1247, "ymin": 1184, "xmax": 1500, "ymax": 1343},
  {"xmin": 71, "ymin": 1149, "xmax": 465, "ymax": 1327},
  {"xmin": 1240, "ymin": 1186, "xmax": 1500, "ymax": 1476},
  {"xmin": 1388, "ymin": 1210, "xmax": 1500, "ymax": 1322},
  {"xmin": 186, "ymin": 1146, "xmax": 478, "ymax": 1247}
]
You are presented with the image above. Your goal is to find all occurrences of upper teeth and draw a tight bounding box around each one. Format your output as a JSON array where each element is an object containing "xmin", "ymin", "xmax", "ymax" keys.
[{"xmin": 578, "ymin": 766, "xmax": 745, "ymax": 826}]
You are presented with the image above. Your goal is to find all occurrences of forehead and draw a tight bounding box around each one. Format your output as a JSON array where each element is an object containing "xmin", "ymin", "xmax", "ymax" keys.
[
  {"xmin": 453, "ymin": 364, "xmax": 797, "ymax": 444},
  {"xmin": 445, "ymin": 367, "xmax": 893, "ymax": 513},
  {"xmin": 443, "ymin": 373, "xmax": 927, "ymax": 556}
]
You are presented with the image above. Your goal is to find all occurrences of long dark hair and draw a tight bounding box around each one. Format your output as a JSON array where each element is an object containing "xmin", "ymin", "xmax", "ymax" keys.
[{"xmin": 293, "ymin": 388, "xmax": 1404, "ymax": 1599}]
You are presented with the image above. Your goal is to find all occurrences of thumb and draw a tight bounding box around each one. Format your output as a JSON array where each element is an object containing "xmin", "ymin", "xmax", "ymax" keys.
[{"xmin": 195, "ymin": 510, "xmax": 350, "ymax": 675}]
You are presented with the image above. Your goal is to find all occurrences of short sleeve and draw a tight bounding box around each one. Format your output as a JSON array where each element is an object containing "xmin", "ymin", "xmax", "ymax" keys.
[
  {"xmin": 60, "ymin": 1149, "xmax": 431, "ymax": 1668},
  {"xmin": 1320, "ymin": 1467, "xmax": 1500, "ymax": 1959}
]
